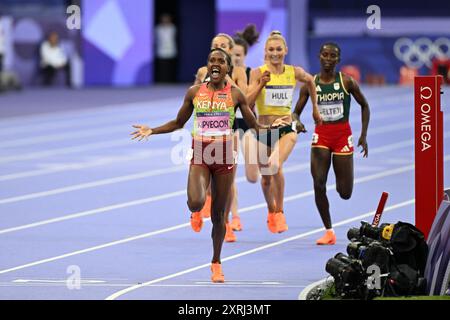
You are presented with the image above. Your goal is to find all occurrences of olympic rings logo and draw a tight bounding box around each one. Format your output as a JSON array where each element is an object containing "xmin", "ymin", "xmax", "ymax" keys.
[{"xmin": 394, "ymin": 37, "xmax": 450, "ymax": 68}]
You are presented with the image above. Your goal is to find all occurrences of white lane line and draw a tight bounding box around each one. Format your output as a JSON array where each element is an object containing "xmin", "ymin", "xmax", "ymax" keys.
[
  {"xmin": 0, "ymin": 140, "xmax": 172, "ymax": 165},
  {"xmin": 0, "ymin": 91, "xmax": 406, "ymax": 129},
  {"xmin": 105, "ymin": 199, "xmax": 415, "ymax": 300},
  {"xmin": 0, "ymin": 161, "xmax": 307, "ymax": 206},
  {"xmin": 13, "ymin": 279, "xmax": 106, "ymax": 284},
  {"xmin": 0, "ymin": 190, "xmax": 187, "ymax": 235},
  {"xmin": 0, "ymin": 164, "xmax": 418, "ymax": 274},
  {"xmin": 0, "ymin": 98, "xmax": 412, "ymax": 148},
  {"xmin": 0, "ymin": 222, "xmax": 191, "ymax": 275},
  {"xmin": 0, "ymin": 163, "xmax": 309, "ymax": 234},
  {"xmin": 0, "ymin": 130, "xmax": 429, "ymax": 207},
  {"xmin": 0, "ymin": 138, "xmax": 309, "ymax": 181},
  {"xmin": 1, "ymin": 283, "xmax": 305, "ymax": 288},
  {"xmin": 0, "ymin": 97, "xmax": 182, "ymax": 131},
  {"xmin": 0, "ymin": 124, "xmax": 137, "ymax": 148},
  {"xmin": 0, "ymin": 144, "xmax": 446, "ymax": 237},
  {"xmin": 193, "ymin": 281, "xmax": 283, "ymax": 285},
  {"xmin": 0, "ymin": 112, "xmax": 438, "ymax": 183},
  {"xmin": 0, "ymin": 150, "xmax": 165, "ymax": 182},
  {"xmin": 0, "ymin": 166, "xmax": 187, "ymax": 205},
  {"xmin": 0, "ymin": 94, "xmax": 423, "ymax": 164}
]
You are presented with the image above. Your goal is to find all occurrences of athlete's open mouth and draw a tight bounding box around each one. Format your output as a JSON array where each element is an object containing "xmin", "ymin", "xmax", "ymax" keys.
[{"xmin": 211, "ymin": 67, "xmax": 221, "ymax": 79}]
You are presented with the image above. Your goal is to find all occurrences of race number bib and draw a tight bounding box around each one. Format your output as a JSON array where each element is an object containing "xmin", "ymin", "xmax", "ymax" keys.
[
  {"xmin": 197, "ymin": 112, "xmax": 231, "ymax": 136},
  {"xmin": 319, "ymin": 101, "xmax": 344, "ymax": 122},
  {"xmin": 265, "ymin": 85, "xmax": 294, "ymax": 107}
]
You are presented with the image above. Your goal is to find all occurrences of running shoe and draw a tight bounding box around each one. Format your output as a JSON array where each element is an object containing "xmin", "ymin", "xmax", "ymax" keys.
[
  {"xmin": 275, "ymin": 212, "xmax": 288, "ymax": 233},
  {"xmin": 267, "ymin": 212, "xmax": 278, "ymax": 233},
  {"xmin": 230, "ymin": 216, "xmax": 242, "ymax": 231},
  {"xmin": 316, "ymin": 230, "xmax": 336, "ymax": 245},
  {"xmin": 201, "ymin": 195, "xmax": 212, "ymax": 218},
  {"xmin": 190, "ymin": 212, "xmax": 203, "ymax": 232},
  {"xmin": 225, "ymin": 223, "xmax": 237, "ymax": 242},
  {"xmin": 211, "ymin": 262, "xmax": 225, "ymax": 283}
]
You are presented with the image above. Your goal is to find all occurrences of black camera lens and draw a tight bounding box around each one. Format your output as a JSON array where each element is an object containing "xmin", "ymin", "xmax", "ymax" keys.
[
  {"xmin": 325, "ymin": 257, "xmax": 348, "ymax": 278},
  {"xmin": 335, "ymin": 253, "xmax": 353, "ymax": 264},
  {"xmin": 347, "ymin": 227, "xmax": 360, "ymax": 241},
  {"xmin": 347, "ymin": 242, "xmax": 367, "ymax": 259},
  {"xmin": 360, "ymin": 223, "xmax": 381, "ymax": 240}
]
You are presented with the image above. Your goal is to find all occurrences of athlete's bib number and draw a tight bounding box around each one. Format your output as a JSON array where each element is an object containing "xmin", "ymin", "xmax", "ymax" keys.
[
  {"xmin": 197, "ymin": 112, "xmax": 231, "ymax": 136},
  {"xmin": 265, "ymin": 85, "xmax": 293, "ymax": 107},
  {"xmin": 319, "ymin": 102, "xmax": 344, "ymax": 122}
]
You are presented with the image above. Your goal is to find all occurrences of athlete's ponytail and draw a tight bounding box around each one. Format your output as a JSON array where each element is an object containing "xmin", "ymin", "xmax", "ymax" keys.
[
  {"xmin": 265, "ymin": 30, "xmax": 287, "ymax": 48},
  {"xmin": 234, "ymin": 24, "xmax": 260, "ymax": 55}
]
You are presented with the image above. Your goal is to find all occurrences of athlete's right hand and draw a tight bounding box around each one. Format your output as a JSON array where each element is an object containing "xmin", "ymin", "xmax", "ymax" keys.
[
  {"xmin": 295, "ymin": 120, "xmax": 307, "ymax": 133},
  {"xmin": 131, "ymin": 125, "xmax": 152, "ymax": 141},
  {"xmin": 260, "ymin": 71, "xmax": 271, "ymax": 86}
]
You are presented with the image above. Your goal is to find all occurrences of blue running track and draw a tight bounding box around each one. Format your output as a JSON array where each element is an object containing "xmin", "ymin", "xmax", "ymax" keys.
[{"xmin": 0, "ymin": 86, "xmax": 448, "ymax": 300}]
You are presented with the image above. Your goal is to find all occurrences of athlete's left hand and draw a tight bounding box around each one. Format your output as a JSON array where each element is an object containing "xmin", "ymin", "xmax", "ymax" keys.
[
  {"xmin": 271, "ymin": 116, "xmax": 291, "ymax": 128},
  {"xmin": 358, "ymin": 135, "xmax": 368, "ymax": 158},
  {"xmin": 131, "ymin": 124, "xmax": 152, "ymax": 141},
  {"xmin": 313, "ymin": 107, "xmax": 323, "ymax": 126}
]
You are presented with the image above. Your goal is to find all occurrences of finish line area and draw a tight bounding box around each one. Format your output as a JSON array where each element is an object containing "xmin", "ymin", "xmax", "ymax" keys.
[{"xmin": 0, "ymin": 85, "xmax": 448, "ymax": 300}]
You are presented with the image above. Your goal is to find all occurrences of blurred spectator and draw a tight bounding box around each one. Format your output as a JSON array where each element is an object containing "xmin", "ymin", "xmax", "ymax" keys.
[
  {"xmin": 40, "ymin": 31, "xmax": 71, "ymax": 87},
  {"xmin": 0, "ymin": 16, "xmax": 4, "ymax": 73},
  {"xmin": 0, "ymin": 71, "xmax": 22, "ymax": 93},
  {"xmin": 0, "ymin": 15, "xmax": 21, "ymax": 93},
  {"xmin": 365, "ymin": 74, "xmax": 386, "ymax": 85},
  {"xmin": 340, "ymin": 65, "xmax": 361, "ymax": 82},
  {"xmin": 155, "ymin": 13, "xmax": 177, "ymax": 83},
  {"xmin": 399, "ymin": 66, "xmax": 418, "ymax": 86},
  {"xmin": 432, "ymin": 58, "xmax": 450, "ymax": 84}
]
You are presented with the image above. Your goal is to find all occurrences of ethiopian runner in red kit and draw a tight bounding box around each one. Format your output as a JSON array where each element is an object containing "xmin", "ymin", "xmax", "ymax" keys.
[
  {"xmin": 293, "ymin": 43, "xmax": 370, "ymax": 245},
  {"xmin": 131, "ymin": 49, "xmax": 287, "ymax": 282}
]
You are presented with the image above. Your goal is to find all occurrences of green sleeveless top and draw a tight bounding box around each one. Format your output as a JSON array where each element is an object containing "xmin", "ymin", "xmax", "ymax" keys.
[{"xmin": 314, "ymin": 72, "xmax": 351, "ymax": 122}]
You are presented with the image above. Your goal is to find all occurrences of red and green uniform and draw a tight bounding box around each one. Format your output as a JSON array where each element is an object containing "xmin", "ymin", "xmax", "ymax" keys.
[{"xmin": 312, "ymin": 72, "xmax": 354, "ymax": 155}]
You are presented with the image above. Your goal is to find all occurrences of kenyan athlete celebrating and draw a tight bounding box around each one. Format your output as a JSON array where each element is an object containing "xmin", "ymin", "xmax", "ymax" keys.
[{"xmin": 132, "ymin": 49, "xmax": 287, "ymax": 282}]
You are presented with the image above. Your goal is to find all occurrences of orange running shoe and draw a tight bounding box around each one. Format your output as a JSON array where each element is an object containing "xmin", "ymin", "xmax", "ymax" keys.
[
  {"xmin": 275, "ymin": 212, "xmax": 288, "ymax": 233},
  {"xmin": 225, "ymin": 223, "xmax": 237, "ymax": 242},
  {"xmin": 201, "ymin": 195, "xmax": 212, "ymax": 218},
  {"xmin": 316, "ymin": 230, "xmax": 336, "ymax": 245},
  {"xmin": 211, "ymin": 262, "xmax": 225, "ymax": 283},
  {"xmin": 230, "ymin": 216, "xmax": 242, "ymax": 231},
  {"xmin": 190, "ymin": 212, "xmax": 203, "ymax": 233},
  {"xmin": 267, "ymin": 212, "xmax": 278, "ymax": 233}
]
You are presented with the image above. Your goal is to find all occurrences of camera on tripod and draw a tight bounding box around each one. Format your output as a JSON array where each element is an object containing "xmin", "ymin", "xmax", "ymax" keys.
[
  {"xmin": 325, "ymin": 221, "xmax": 393, "ymax": 299},
  {"xmin": 325, "ymin": 252, "xmax": 367, "ymax": 298},
  {"xmin": 325, "ymin": 220, "xmax": 428, "ymax": 299},
  {"xmin": 347, "ymin": 221, "xmax": 395, "ymax": 242}
]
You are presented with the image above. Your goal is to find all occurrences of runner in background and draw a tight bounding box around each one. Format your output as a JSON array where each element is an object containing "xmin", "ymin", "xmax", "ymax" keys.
[
  {"xmin": 293, "ymin": 42, "xmax": 370, "ymax": 245},
  {"xmin": 247, "ymin": 31, "xmax": 321, "ymax": 234},
  {"xmin": 225, "ymin": 24, "xmax": 260, "ymax": 236}
]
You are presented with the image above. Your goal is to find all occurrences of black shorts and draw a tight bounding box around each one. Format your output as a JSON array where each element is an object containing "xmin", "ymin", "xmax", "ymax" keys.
[
  {"xmin": 256, "ymin": 124, "xmax": 295, "ymax": 149},
  {"xmin": 233, "ymin": 118, "xmax": 250, "ymax": 133}
]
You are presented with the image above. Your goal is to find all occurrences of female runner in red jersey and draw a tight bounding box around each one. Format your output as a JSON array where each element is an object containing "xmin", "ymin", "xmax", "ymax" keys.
[{"xmin": 293, "ymin": 43, "xmax": 370, "ymax": 245}]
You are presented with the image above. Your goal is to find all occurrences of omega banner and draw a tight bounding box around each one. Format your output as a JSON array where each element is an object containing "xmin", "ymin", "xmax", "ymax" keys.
[{"xmin": 414, "ymin": 76, "xmax": 444, "ymax": 239}]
